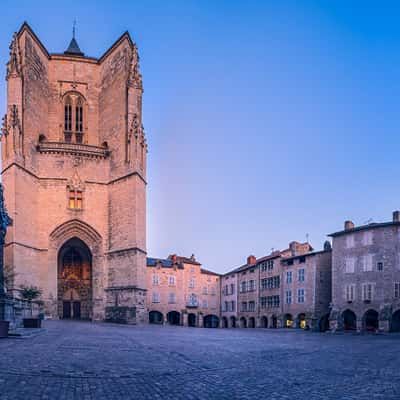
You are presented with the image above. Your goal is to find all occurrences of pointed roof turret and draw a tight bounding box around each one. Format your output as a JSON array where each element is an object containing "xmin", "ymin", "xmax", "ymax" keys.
[
  {"xmin": 64, "ymin": 20, "xmax": 84, "ymax": 56},
  {"xmin": 64, "ymin": 37, "xmax": 84, "ymax": 56}
]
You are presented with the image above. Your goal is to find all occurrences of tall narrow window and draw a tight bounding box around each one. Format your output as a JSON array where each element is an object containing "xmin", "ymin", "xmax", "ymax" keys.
[
  {"xmin": 64, "ymin": 96, "xmax": 72, "ymax": 142},
  {"xmin": 75, "ymin": 97, "xmax": 83, "ymax": 143},
  {"xmin": 152, "ymin": 292, "xmax": 160, "ymax": 303},
  {"xmin": 63, "ymin": 94, "xmax": 85, "ymax": 144}
]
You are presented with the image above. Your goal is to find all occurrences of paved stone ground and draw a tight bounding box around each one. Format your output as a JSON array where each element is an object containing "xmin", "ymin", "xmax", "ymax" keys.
[{"xmin": 0, "ymin": 321, "xmax": 400, "ymax": 400}]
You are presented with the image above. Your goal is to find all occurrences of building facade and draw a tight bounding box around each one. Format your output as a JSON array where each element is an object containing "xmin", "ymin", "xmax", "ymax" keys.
[
  {"xmin": 147, "ymin": 255, "xmax": 220, "ymax": 327},
  {"xmin": 220, "ymin": 241, "xmax": 333, "ymax": 330},
  {"xmin": 237, "ymin": 255, "xmax": 259, "ymax": 328},
  {"xmin": 329, "ymin": 212, "xmax": 400, "ymax": 332},
  {"xmin": 2, "ymin": 23, "xmax": 147, "ymax": 323},
  {"xmin": 259, "ymin": 251, "xmax": 286, "ymax": 329},
  {"xmin": 220, "ymin": 270, "xmax": 238, "ymax": 328},
  {"xmin": 281, "ymin": 242, "xmax": 332, "ymax": 330}
]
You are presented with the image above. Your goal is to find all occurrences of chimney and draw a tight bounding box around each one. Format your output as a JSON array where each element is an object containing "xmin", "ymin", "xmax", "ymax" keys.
[
  {"xmin": 344, "ymin": 220, "xmax": 354, "ymax": 230},
  {"xmin": 171, "ymin": 254, "xmax": 177, "ymax": 263},
  {"xmin": 393, "ymin": 211, "xmax": 400, "ymax": 222},
  {"xmin": 190, "ymin": 254, "xmax": 196, "ymax": 261},
  {"xmin": 247, "ymin": 255, "xmax": 256, "ymax": 265},
  {"xmin": 289, "ymin": 241, "xmax": 298, "ymax": 256}
]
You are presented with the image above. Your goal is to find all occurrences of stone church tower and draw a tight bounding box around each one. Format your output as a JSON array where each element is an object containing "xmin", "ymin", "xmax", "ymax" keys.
[{"xmin": 1, "ymin": 22, "xmax": 147, "ymax": 323}]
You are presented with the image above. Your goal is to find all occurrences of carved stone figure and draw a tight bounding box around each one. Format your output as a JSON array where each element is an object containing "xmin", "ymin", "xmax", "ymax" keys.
[
  {"xmin": 6, "ymin": 33, "xmax": 22, "ymax": 80},
  {"xmin": 128, "ymin": 44, "xmax": 143, "ymax": 90},
  {"xmin": 1, "ymin": 115, "xmax": 8, "ymax": 138}
]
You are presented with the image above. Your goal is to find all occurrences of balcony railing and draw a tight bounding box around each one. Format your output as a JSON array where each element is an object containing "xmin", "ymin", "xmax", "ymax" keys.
[
  {"xmin": 186, "ymin": 301, "xmax": 199, "ymax": 308},
  {"xmin": 37, "ymin": 141, "xmax": 110, "ymax": 159}
]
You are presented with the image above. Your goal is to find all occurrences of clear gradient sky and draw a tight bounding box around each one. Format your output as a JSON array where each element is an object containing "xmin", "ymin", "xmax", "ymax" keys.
[{"xmin": 1, "ymin": 1, "xmax": 400, "ymax": 273}]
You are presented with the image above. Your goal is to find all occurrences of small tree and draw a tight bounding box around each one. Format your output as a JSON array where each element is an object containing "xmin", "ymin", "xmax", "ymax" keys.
[{"xmin": 19, "ymin": 285, "xmax": 42, "ymax": 316}]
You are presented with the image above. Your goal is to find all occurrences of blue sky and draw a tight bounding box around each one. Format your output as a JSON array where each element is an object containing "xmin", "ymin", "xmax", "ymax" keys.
[{"xmin": 1, "ymin": 1, "xmax": 400, "ymax": 273}]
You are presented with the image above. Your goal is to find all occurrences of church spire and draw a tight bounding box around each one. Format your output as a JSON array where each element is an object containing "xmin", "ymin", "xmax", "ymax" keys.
[{"xmin": 64, "ymin": 20, "xmax": 84, "ymax": 56}]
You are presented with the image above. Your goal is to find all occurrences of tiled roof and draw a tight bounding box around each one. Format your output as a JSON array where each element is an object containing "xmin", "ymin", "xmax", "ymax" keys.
[
  {"xmin": 169, "ymin": 255, "xmax": 201, "ymax": 266},
  {"xmin": 223, "ymin": 251, "xmax": 282, "ymax": 276},
  {"xmin": 221, "ymin": 242, "xmax": 314, "ymax": 275},
  {"xmin": 200, "ymin": 268, "xmax": 221, "ymax": 276},
  {"xmin": 281, "ymin": 248, "xmax": 331, "ymax": 263},
  {"xmin": 146, "ymin": 256, "xmax": 219, "ymax": 275},
  {"xmin": 328, "ymin": 221, "xmax": 400, "ymax": 237},
  {"xmin": 146, "ymin": 257, "xmax": 174, "ymax": 268}
]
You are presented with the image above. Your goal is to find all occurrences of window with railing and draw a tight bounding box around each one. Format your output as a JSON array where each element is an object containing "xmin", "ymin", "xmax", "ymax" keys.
[{"xmin": 187, "ymin": 293, "xmax": 198, "ymax": 307}]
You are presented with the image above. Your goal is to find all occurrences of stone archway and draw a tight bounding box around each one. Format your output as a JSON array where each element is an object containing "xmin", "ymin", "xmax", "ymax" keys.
[
  {"xmin": 188, "ymin": 313, "xmax": 197, "ymax": 327},
  {"xmin": 284, "ymin": 313, "xmax": 293, "ymax": 328},
  {"xmin": 248, "ymin": 317, "xmax": 255, "ymax": 328},
  {"xmin": 297, "ymin": 313, "xmax": 306, "ymax": 329},
  {"xmin": 167, "ymin": 311, "xmax": 181, "ymax": 325},
  {"xmin": 49, "ymin": 219, "xmax": 103, "ymax": 321},
  {"xmin": 391, "ymin": 309, "xmax": 400, "ymax": 332},
  {"xmin": 149, "ymin": 311, "xmax": 163, "ymax": 324},
  {"xmin": 363, "ymin": 309, "xmax": 379, "ymax": 331},
  {"xmin": 342, "ymin": 309, "xmax": 357, "ymax": 331},
  {"xmin": 261, "ymin": 316, "xmax": 268, "ymax": 328},
  {"xmin": 204, "ymin": 314, "xmax": 219, "ymax": 328},
  {"xmin": 58, "ymin": 237, "xmax": 92, "ymax": 320}
]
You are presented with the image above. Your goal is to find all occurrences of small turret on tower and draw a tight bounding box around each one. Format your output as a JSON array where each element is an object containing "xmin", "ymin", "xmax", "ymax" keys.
[{"xmin": 64, "ymin": 20, "xmax": 84, "ymax": 56}]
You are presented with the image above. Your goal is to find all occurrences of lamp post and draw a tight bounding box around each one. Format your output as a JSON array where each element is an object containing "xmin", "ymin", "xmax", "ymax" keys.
[{"xmin": 0, "ymin": 183, "xmax": 12, "ymax": 321}]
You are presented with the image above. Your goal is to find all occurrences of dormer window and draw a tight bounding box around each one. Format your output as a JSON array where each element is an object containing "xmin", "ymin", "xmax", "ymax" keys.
[{"xmin": 63, "ymin": 93, "xmax": 85, "ymax": 144}]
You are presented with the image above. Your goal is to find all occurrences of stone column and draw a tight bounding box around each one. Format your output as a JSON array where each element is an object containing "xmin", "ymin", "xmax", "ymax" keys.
[
  {"xmin": 379, "ymin": 320, "xmax": 389, "ymax": 332},
  {"xmin": 379, "ymin": 304, "xmax": 392, "ymax": 333},
  {"xmin": 198, "ymin": 313, "xmax": 203, "ymax": 328},
  {"xmin": 356, "ymin": 318, "xmax": 363, "ymax": 332},
  {"xmin": 183, "ymin": 312, "xmax": 188, "ymax": 327}
]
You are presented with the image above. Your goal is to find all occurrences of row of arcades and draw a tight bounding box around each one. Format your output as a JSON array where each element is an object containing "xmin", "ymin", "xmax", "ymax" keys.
[
  {"xmin": 149, "ymin": 311, "xmax": 220, "ymax": 328},
  {"xmin": 148, "ymin": 311, "xmax": 332, "ymax": 331},
  {"xmin": 336, "ymin": 308, "xmax": 400, "ymax": 332},
  {"xmin": 149, "ymin": 309, "xmax": 400, "ymax": 332}
]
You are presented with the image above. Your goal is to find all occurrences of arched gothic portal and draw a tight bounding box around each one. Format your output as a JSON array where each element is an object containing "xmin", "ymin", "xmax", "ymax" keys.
[{"xmin": 58, "ymin": 237, "xmax": 92, "ymax": 320}]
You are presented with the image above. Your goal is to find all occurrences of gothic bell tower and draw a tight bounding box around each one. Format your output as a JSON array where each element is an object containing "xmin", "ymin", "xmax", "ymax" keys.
[{"xmin": 1, "ymin": 22, "xmax": 148, "ymax": 323}]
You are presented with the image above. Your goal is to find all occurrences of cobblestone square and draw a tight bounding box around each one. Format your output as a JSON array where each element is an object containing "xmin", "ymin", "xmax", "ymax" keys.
[{"xmin": 0, "ymin": 321, "xmax": 400, "ymax": 399}]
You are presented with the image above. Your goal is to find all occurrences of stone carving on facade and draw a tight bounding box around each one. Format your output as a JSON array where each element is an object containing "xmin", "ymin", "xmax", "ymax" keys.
[
  {"xmin": 67, "ymin": 170, "xmax": 84, "ymax": 192},
  {"xmin": 1, "ymin": 115, "xmax": 10, "ymax": 159},
  {"xmin": 7, "ymin": 105, "xmax": 23, "ymax": 156},
  {"xmin": 127, "ymin": 44, "xmax": 143, "ymax": 91},
  {"xmin": 10, "ymin": 105, "xmax": 20, "ymax": 130},
  {"xmin": 6, "ymin": 33, "xmax": 22, "ymax": 80},
  {"xmin": 1, "ymin": 115, "xmax": 9, "ymax": 138},
  {"xmin": 127, "ymin": 113, "xmax": 147, "ymax": 165}
]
